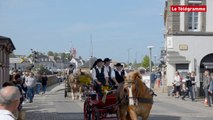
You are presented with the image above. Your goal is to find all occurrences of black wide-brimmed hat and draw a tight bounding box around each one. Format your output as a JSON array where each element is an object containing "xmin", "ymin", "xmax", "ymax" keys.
[
  {"xmin": 104, "ymin": 58, "xmax": 111, "ymax": 63},
  {"xmin": 114, "ymin": 63, "xmax": 123, "ymax": 67},
  {"xmin": 96, "ymin": 58, "xmax": 103, "ymax": 63}
]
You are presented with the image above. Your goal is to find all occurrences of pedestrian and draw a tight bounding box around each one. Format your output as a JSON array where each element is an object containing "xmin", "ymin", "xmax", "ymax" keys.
[
  {"xmin": 190, "ymin": 71, "xmax": 197, "ymax": 100},
  {"xmin": 182, "ymin": 75, "xmax": 194, "ymax": 101},
  {"xmin": 155, "ymin": 68, "xmax": 162, "ymax": 88},
  {"xmin": 173, "ymin": 71, "xmax": 182, "ymax": 98},
  {"xmin": 207, "ymin": 73, "xmax": 213, "ymax": 105},
  {"xmin": 0, "ymin": 86, "xmax": 21, "ymax": 120},
  {"xmin": 41, "ymin": 72, "xmax": 48, "ymax": 94},
  {"xmin": 57, "ymin": 72, "xmax": 62, "ymax": 85},
  {"xmin": 203, "ymin": 70, "xmax": 211, "ymax": 107},
  {"xmin": 12, "ymin": 74, "xmax": 24, "ymax": 111},
  {"xmin": 35, "ymin": 74, "xmax": 42, "ymax": 94},
  {"xmin": 104, "ymin": 58, "xmax": 119, "ymax": 88},
  {"xmin": 25, "ymin": 72, "xmax": 36, "ymax": 103},
  {"xmin": 21, "ymin": 72, "xmax": 28, "ymax": 99}
]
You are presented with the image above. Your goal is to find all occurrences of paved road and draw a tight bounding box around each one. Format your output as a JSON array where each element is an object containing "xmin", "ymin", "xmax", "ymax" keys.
[{"xmin": 23, "ymin": 83, "xmax": 213, "ymax": 120}]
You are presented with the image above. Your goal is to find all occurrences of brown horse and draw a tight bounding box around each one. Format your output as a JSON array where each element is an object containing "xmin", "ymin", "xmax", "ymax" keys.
[{"xmin": 117, "ymin": 71, "xmax": 153, "ymax": 120}]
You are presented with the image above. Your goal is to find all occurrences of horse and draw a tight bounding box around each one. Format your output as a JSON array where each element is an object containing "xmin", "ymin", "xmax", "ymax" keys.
[
  {"xmin": 68, "ymin": 69, "xmax": 92, "ymax": 100},
  {"xmin": 68, "ymin": 73, "xmax": 82, "ymax": 100},
  {"xmin": 116, "ymin": 71, "xmax": 153, "ymax": 120}
]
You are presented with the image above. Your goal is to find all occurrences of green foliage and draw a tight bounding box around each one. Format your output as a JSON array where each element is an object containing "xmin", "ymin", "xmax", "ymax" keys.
[
  {"xmin": 34, "ymin": 65, "xmax": 52, "ymax": 75},
  {"xmin": 47, "ymin": 51, "xmax": 54, "ymax": 56},
  {"xmin": 141, "ymin": 55, "xmax": 150, "ymax": 68}
]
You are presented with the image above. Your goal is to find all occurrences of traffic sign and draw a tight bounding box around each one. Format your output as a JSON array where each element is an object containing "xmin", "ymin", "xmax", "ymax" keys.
[{"xmin": 10, "ymin": 58, "xmax": 24, "ymax": 64}]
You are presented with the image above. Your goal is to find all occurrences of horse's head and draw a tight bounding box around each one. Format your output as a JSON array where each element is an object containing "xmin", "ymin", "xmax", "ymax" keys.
[
  {"xmin": 123, "ymin": 71, "xmax": 142, "ymax": 93},
  {"xmin": 123, "ymin": 71, "xmax": 146, "ymax": 105}
]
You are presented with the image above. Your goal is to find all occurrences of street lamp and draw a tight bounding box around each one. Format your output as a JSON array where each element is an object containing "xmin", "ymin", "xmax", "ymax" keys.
[
  {"xmin": 147, "ymin": 46, "xmax": 154, "ymax": 72},
  {"xmin": 147, "ymin": 46, "xmax": 154, "ymax": 89},
  {"xmin": 127, "ymin": 48, "xmax": 131, "ymax": 69}
]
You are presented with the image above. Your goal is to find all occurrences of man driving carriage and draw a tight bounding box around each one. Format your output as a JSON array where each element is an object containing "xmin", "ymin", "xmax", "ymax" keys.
[
  {"xmin": 91, "ymin": 59, "xmax": 109, "ymax": 97},
  {"xmin": 66, "ymin": 63, "xmax": 76, "ymax": 76},
  {"xmin": 104, "ymin": 58, "xmax": 120, "ymax": 87}
]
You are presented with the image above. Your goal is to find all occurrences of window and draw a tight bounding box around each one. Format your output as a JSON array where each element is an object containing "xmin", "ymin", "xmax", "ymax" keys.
[
  {"xmin": 188, "ymin": 0, "xmax": 203, "ymax": 4},
  {"xmin": 188, "ymin": 12, "xmax": 199, "ymax": 31},
  {"xmin": 188, "ymin": 2, "xmax": 202, "ymax": 31}
]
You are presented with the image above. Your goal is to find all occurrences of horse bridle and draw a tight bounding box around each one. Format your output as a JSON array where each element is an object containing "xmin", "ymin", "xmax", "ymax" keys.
[{"xmin": 124, "ymin": 79, "xmax": 153, "ymax": 105}]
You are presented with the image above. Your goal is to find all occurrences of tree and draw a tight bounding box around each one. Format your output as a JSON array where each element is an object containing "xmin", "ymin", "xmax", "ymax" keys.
[
  {"xmin": 141, "ymin": 55, "xmax": 154, "ymax": 71},
  {"xmin": 141, "ymin": 55, "xmax": 150, "ymax": 69},
  {"xmin": 47, "ymin": 51, "xmax": 54, "ymax": 56},
  {"xmin": 53, "ymin": 52, "xmax": 58, "ymax": 57},
  {"xmin": 65, "ymin": 53, "xmax": 71, "ymax": 61}
]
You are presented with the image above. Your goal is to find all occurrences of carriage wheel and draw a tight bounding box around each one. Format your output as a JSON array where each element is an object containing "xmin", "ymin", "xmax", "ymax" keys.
[
  {"xmin": 91, "ymin": 108, "xmax": 100, "ymax": 120},
  {"xmin": 84, "ymin": 99, "xmax": 92, "ymax": 120},
  {"xmin": 95, "ymin": 111, "xmax": 100, "ymax": 120}
]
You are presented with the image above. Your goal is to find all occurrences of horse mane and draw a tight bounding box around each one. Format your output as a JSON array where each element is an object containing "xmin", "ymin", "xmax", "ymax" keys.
[{"xmin": 126, "ymin": 71, "xmax": 151, "ymax": 98}]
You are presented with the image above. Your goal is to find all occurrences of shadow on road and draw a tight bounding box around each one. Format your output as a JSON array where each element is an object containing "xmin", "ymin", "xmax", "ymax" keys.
[
  {"xmin": 149, "ymin": 115, "xmax": 180, "ymax": 120},
  {"xmin": 25, "ymin": 111, "xmax": 84, "ymax": 120}
]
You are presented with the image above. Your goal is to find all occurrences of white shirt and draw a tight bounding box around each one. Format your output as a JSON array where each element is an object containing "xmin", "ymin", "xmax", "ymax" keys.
[
  {"xmin": 92, "ymin": 66, "xmax": 108, "ymax": 81},
  {"xmin": 0, "ymin": 109, "xmax": 16, "ymax": 120},
  {"xmin": 104, "ymin": 66, "xmax": 115, "ymax": 78},
  {"xmin": 174, "ymin": 75, "xmax": 181, "ymax": 86},
  {"xmin": 25, "ymin": 76, "xmax": 36, "ymax": 87},
  {"xmin": 116, "ymin": 69, "xmax": 127, "ymax": 77}
]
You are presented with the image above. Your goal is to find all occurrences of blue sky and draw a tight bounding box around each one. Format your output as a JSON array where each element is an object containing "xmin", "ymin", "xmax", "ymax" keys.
[{"xmin": 0, "ymin": 0, "xmax": 165, "ymax": 63}]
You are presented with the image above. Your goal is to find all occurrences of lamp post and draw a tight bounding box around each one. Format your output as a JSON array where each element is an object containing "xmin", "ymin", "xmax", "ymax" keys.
[
  {"xmin": 127, "ymin": 48, "xmax": 131, "ymax": 69},
  {"xmin": 147, "ymin": 46, "xmax": 154, "ymax": 72},
  {"xmin": 154, "ymin": 55, "xmax": 157, "ymax": 67},
  {"xmin": 147, "ymin": 46, "xmax": 154, "ymax": 88}
]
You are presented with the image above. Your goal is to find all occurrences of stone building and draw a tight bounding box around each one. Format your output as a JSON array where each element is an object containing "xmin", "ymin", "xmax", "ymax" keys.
[
  {"xmin": 164, "ymin": 0, "xmax": 213, "ymax": 96},
  {"xmin": 0, "ymin": 36, "xmax": 15, "ymax": 87}
]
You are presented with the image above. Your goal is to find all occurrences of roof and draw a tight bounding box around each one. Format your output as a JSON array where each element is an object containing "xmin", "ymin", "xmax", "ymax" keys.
[
  {"xmin": 81, "ymin": 57, "xmax": 97, "ymax": 68},
  {"xmin": 0, "ymin": 36, "xmax": 16, "ymax": 52}
]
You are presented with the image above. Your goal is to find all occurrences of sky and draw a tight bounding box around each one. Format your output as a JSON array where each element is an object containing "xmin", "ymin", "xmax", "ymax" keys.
[{"xmin": 0, "ymin": 0, "xmax": 165, "ymax": 63}]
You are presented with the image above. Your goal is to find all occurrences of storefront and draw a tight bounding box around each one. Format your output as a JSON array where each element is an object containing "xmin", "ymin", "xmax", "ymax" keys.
[{"xmin": 0, "ymin": 36, "xmax": 15, "ymax": 87}]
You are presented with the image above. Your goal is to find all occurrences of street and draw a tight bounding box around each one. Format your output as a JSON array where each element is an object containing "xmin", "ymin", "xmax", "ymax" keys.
[{"xmin": 23, "ymin": 83, "xmax": 213, "ymax": 120}]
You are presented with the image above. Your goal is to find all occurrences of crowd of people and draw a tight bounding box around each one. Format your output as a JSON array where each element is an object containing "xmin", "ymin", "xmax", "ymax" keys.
[
  {"xmin": 0, "ymin": 69, "xmax": 49, "ymax": 120},
  {"xmin": 172, "ymin": 70, "xmax": 213, "ymax": 107}
]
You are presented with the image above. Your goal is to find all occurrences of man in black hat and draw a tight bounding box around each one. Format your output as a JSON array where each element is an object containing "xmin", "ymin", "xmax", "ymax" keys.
[
  {"xmin": 114, "ymin": 63, "xmax": 127, "ymax": 84},
  {"xmin": 104, "ymin": 58, "xmax": 119, "ymax": 87},
  {"xmin": 66, "ymin": 63, "xmax": 76, "ymax": 76},
  {"xmin": 91, "ymin": 59, "xmax": 109, "ymax": 96}
]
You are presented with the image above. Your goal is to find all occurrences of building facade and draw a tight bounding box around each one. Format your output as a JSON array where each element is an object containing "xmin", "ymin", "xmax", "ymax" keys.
[
  {"xmin": 164, "ymin": 0, "xmax": 213, "ymax": 96},
  {"xmin": 0, "ymin": 36, "xmax": 15, "ymax": 87}
]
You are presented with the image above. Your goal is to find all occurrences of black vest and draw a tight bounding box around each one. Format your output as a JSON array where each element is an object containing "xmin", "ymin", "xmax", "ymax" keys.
[
  {"xmin": 95, "ymin": 67, "xmax": 105, "ymax": 84},
  {"xmin": 115, "ymin": 70, "xmax": 125, "ymax": 83},
  {"xmin": 107, "ymin": 67, "xmax": 112, "ymax": 79}
]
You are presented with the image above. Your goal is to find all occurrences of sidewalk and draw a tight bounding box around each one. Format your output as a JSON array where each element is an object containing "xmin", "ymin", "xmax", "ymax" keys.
[
  {"xmin": 154, "ymin": 87, "xmax": 213, "ymax": 108},
  {"xmin": 23, "ymin": 82, "xmax": 84, "ymax": 120}
]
